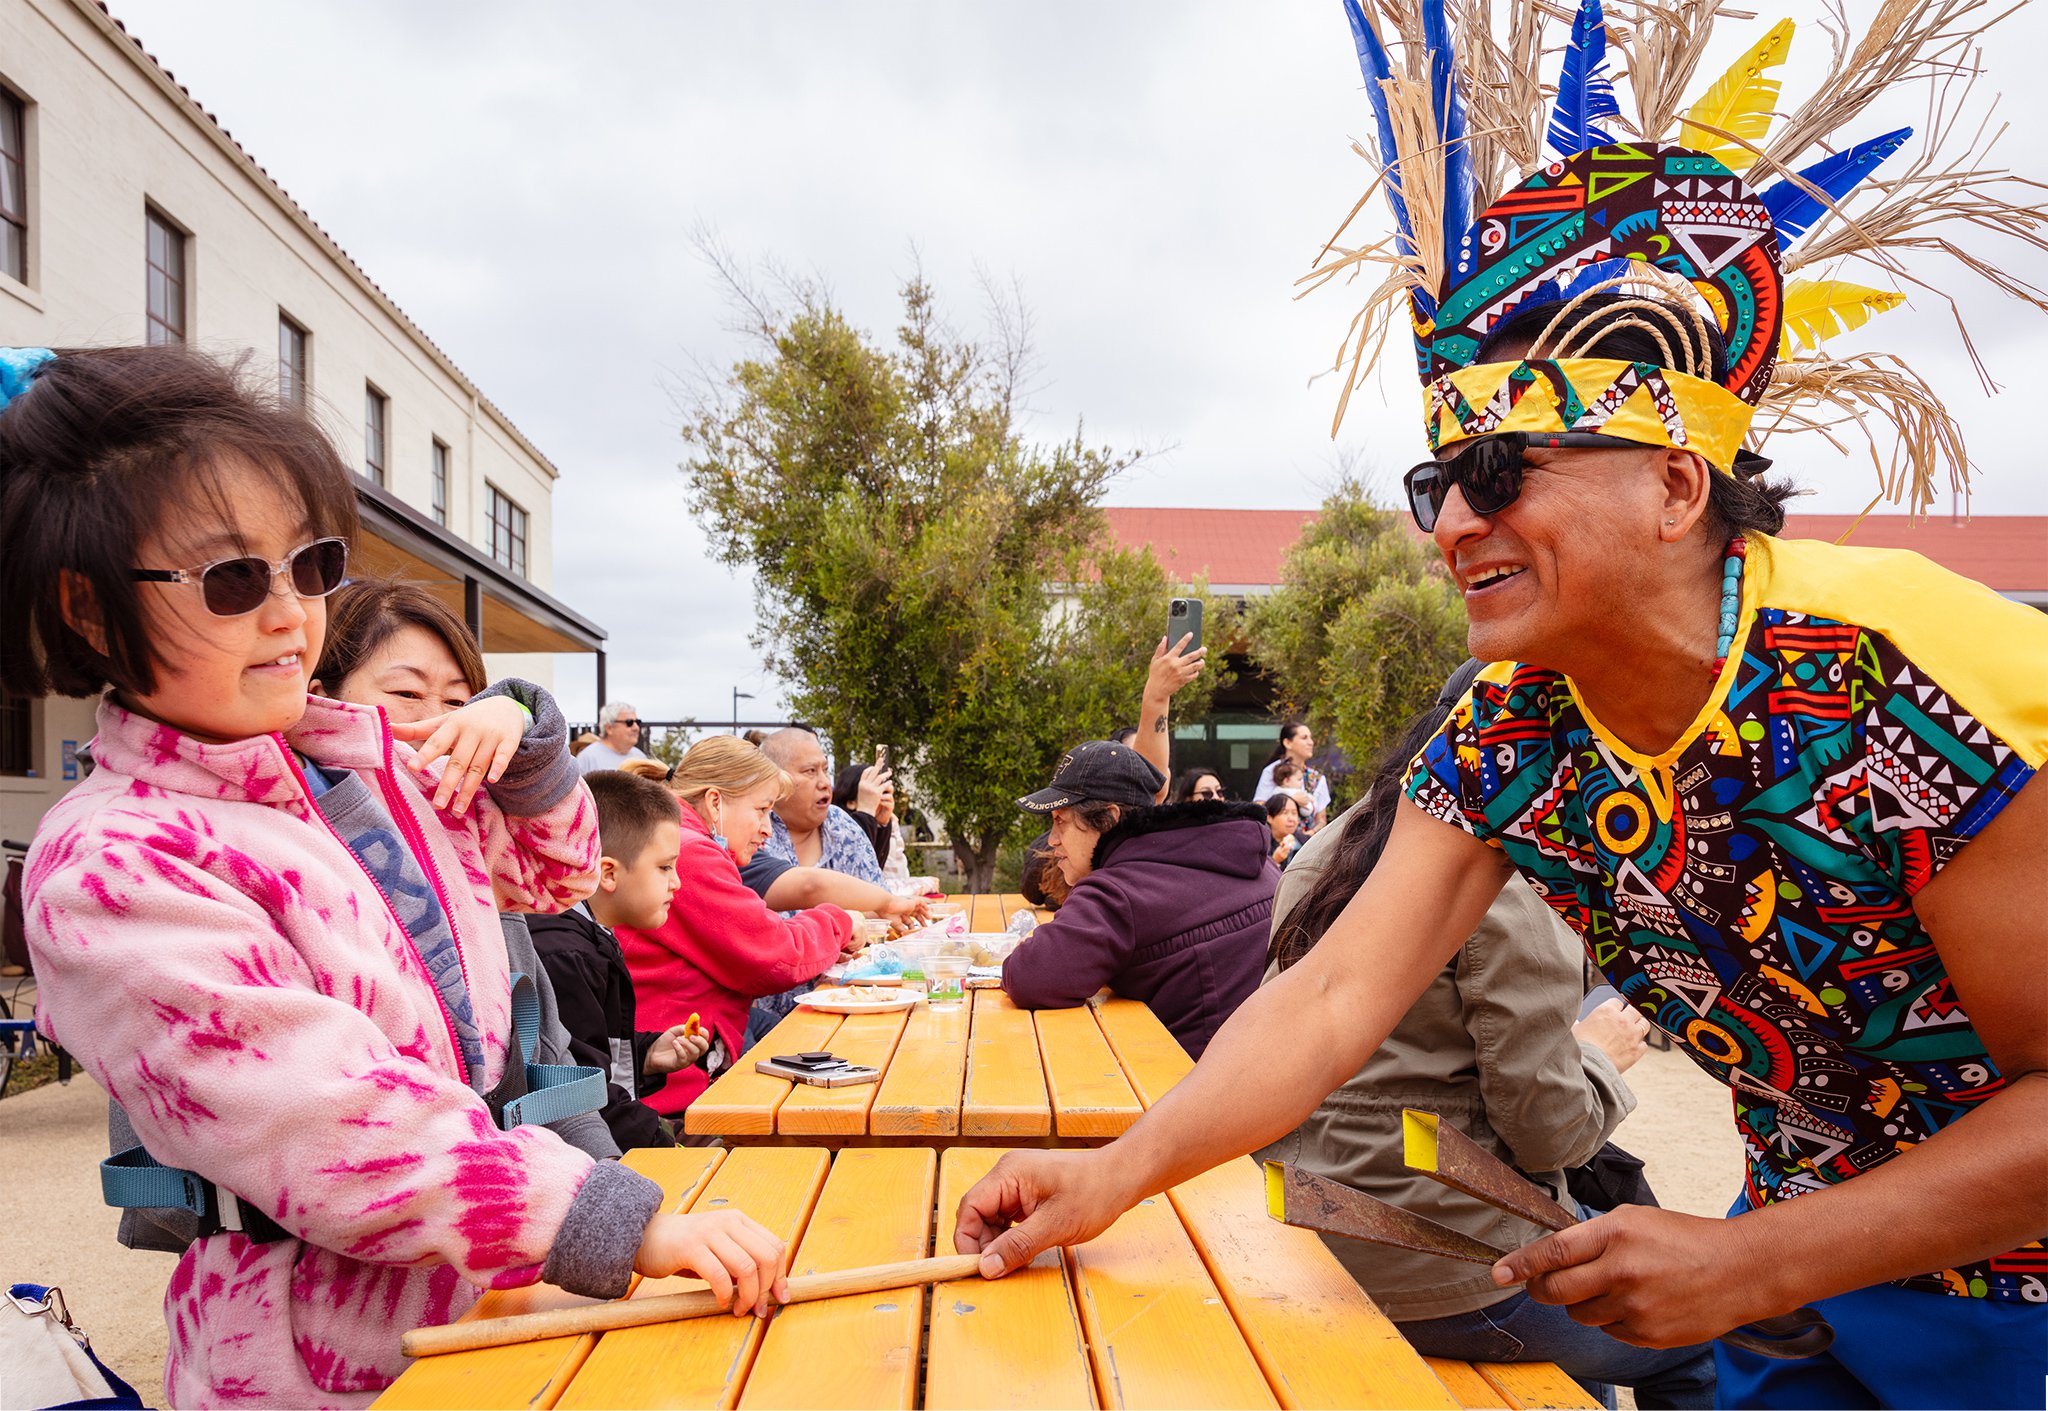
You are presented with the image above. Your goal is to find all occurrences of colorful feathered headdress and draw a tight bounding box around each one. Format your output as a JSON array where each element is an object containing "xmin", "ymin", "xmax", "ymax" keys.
[{"xmin": 1307, "ymin": 0, "xmax": 2048, "ymax": 513}]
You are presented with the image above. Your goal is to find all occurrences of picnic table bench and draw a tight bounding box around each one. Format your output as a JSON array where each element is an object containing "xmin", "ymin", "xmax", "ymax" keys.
[{"xmin": 374, "ymin": 1141, "xmax": 1597, "ymax": 1410}]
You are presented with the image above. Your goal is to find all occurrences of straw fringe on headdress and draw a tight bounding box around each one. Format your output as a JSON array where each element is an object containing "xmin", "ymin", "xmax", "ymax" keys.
[{"xmin": 1307, "ymin": 0, "xmax": 2048, "ymax": 515}]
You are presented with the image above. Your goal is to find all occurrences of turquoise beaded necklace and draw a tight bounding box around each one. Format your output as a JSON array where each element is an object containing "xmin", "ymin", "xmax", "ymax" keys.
[{"xmin": 1711, "ymin": 536, "xmax": 1747, "ymax": 678}]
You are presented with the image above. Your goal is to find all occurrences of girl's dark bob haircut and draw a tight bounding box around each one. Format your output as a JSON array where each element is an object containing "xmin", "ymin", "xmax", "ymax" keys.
[{"xmin": 0, "ymin": 344, "xmax": 358, "ymax": 698}]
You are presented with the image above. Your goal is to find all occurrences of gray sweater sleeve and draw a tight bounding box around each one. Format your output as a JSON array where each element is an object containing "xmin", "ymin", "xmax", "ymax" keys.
[
  {"xmin": 542, "ymin": 1160, "xmax": 665, "ymax": 1299},
  {"xmin": 473, "ymin": 679, "xmax": 579, "ymax": 817}
]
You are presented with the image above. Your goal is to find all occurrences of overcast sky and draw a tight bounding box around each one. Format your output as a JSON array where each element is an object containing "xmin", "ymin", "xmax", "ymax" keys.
[{"xmin": 109, "ymin": 0, "xmax": 2048, "ymax": 724}]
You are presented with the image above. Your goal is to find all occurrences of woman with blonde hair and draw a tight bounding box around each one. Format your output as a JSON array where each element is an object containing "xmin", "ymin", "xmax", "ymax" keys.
[{"xmin": 613, "ymin": 736, "xmax": 857, "ymax": 1116}]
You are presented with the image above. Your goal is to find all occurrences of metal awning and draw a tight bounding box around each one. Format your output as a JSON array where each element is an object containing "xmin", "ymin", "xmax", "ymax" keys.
[{"xmin": 350, "ymin": 478, "xmax": 606, "ymax": 657}]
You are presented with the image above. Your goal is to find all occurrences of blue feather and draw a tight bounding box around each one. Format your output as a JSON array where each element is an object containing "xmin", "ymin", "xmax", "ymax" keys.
[
  {"xmin": 1759, "ymin": 126, "xmax": 1913, "ymax": 243},
  {"xmin": 1339, "ymin": 0, "xmax": 1433, "ymax": 312},
  {"xmin": 1546, "ymin": 0, "xmax": 1619, "ymax": 159},
  {"xmin": 1421, "ymin": 0, "xmax": 1474, "ymax": 276}
]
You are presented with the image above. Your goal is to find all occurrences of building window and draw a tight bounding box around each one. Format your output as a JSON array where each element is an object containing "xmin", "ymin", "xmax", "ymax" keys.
[
  {"xmin": 487, "ymin": 484, "xmax": 527, "ymax": 578},
  {"xmin": 145, "ymin": 208, "xmax": 186, "ymax": 345},
  {"xmin": 0, "ymin": 89, "xmax": 25, "ymax": 283},
  {"xmin": 278, "ymin": 314, "xmax": 308, "ymax": 407},
  {"xmin": 363, "ymin": 385, "xmax": 388, "ymax": 486},
  {"xmin": 430, "ymin": 438, "xmax": 450, "ymax": 526},
  {"xmin": 0, "ymin": 688, "xmax": 29, "ymax": 775}
]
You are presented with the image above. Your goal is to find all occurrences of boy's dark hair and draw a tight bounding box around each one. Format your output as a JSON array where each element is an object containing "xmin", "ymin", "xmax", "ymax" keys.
[
  {"xmin": 0, "ymin": 345, "xmax": 358, "ymax": 698},
  {"xmin": 1476, "ymin": 292, "xmax": 1797, "ymax": 537},
  {"xmin": 584, "ymin": 770, "xmax": 683, "ymax": 867},
  {"xmin": 313, "ymin": 577, "xmax": 487, "ymax": 700}
]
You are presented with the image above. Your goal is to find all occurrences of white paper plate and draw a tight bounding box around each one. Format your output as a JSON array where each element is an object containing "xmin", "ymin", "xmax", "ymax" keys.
[{"xmin": 800, "ymin": 987, "xmax": 925, "ymax": 1014}]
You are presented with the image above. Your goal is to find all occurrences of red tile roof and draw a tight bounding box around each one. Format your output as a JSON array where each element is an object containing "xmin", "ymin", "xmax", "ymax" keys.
[
  {"xmin": 1104, "ymin": 506, "xmax": 2048, "ymax": 597},
  {"xmin": 1101, "ymin": 508, "xmax": 1321, "ymax": 589}
]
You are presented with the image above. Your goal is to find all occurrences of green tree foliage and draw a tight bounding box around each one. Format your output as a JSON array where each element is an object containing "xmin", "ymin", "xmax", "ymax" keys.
[
  {"xmin": 680, "ymin": 268, "xmax": 1221, "ymax": 887},
  {"xmin": 1242, "ymin": 476, "xmax": 1467, "ymax": 803}
]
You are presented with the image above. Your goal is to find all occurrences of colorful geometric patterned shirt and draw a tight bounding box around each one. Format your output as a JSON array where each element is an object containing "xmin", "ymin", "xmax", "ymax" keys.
[{"xmin": 1405, "ymin": 535, "xmax": 2048, "ymax": 1302}]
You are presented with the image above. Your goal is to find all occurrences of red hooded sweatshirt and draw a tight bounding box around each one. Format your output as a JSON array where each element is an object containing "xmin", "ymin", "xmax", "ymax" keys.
[{"xmin": 615, "ymin": 805, "xmax": 851, "ymax": 1115}]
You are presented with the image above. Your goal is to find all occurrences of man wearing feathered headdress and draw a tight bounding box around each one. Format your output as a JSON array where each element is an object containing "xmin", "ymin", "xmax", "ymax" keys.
[{"xmin": 954, "ymin": 7, "xmax": 2048, "ymax": 1408}]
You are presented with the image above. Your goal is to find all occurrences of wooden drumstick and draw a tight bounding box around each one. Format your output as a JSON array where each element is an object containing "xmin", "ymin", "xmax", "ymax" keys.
[{"xmin": 401, "ymin": 1252, "xmax": 985, "ymax": 1358}]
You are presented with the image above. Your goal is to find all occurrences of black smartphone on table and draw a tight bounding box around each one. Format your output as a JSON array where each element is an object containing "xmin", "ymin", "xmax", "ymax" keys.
[
  {"xmin": 1167, "ymin": 597, "xmax": 1203, "ymax": 653},
  {"xmin": 754, "ymin": 1051, "xmax": 881, "ymax": 1087}
]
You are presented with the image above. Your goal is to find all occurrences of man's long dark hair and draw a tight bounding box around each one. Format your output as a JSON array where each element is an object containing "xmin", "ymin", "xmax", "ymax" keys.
[{"xmin": 1268, "ymin": 661, "xmax": 1482, "ymax": 972}]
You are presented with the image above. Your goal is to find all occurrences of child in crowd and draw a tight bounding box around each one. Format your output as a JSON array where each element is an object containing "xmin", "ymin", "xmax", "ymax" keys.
[
  {"xmin": 530, "ymin": 771, "xmax": 714, "ymax": 1150},
  {"xmin": 0, "ymin": 345, "xmax": 784, "ymax": 1408},
  {"xmin": 616, "ymin": 736, "xmax": 857, "ymax": 1118},
  {"xmin": 311, "ymin": 576, "xmax": 621, "ymax": 1161}
]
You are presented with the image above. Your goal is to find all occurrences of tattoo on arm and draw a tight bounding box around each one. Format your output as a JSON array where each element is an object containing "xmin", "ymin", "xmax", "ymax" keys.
[{"xmin": 1152, "ymin": 713, "xmax": 1167, "ymax": 734}]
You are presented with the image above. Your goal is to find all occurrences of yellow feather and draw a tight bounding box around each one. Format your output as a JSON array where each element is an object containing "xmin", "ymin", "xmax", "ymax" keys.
[
  {"xmin": 1778, "ymin": 278, "xmax": 1908, "ymax": 356},
  {"xmin": 1678, "ymin": 18, "xmax": 1796, "ymax": 171}
]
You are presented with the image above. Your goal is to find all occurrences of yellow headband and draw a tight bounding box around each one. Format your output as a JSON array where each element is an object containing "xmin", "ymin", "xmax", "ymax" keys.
[{"xmin": 1424, "ymin": 357, "xmax": 1754, "ymax": 473}]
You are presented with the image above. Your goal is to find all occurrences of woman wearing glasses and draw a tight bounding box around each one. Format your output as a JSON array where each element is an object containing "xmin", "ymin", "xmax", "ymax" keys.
[{"xmin": 1170, "ymin": 769, "xmax": 1226, "ymax": 804}]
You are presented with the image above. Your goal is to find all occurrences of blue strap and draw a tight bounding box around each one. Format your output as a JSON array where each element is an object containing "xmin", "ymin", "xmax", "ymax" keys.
[
  {"xmin": 99, "ymin": 1145, "xmax": 288, "ymax": 1242},
  {"xmin": 499, "ymin": 972, "xmax": 606, "ymax": 1132},
  {"xmin": 100, "ymin": 1145, "xmax": 209, "ymax": 1215},
  {"xmin": 500, "ymin": 1064, "xmax": 608, "ymax": 1130}
]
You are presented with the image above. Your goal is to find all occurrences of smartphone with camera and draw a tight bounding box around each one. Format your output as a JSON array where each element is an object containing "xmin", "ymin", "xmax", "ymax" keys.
[
  {"xmin": 1167, "ymin": 597, "xmax": 1203, "ymax": 653},
  {"xmin": 874, "ymin": 744, "xmax": 889, "ymax": 772},
  {"xmin": 754, "ymin": 1051, "xmax": 881, "ymax": 1087}
]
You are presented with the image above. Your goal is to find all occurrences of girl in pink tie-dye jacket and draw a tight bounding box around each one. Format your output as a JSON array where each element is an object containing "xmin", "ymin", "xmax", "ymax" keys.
[{"xmin": 0, "ymin": 345, "xmax": 787, "ymax": 1409}]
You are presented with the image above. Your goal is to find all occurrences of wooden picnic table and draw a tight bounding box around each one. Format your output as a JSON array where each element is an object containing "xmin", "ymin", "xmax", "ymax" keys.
[
  {"xmin": 374, "ymin": 1141, "xmax": 1598, "ymax": 1410},
  {"xmin": 687, "ymin": 988, "xmax": 1164, "ymax": 1147},
  {"xmin": 688, "ymin": 894, "xmax": 1145, "ymax": 1147}
]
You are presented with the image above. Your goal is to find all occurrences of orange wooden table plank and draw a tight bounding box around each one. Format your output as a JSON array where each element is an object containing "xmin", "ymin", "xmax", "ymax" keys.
[
  {"xmin": 1166, "ymin": 1158, "xmax": 1458, "ymax": 1411},
  {"xmin": 870, "ymin": 994, "xmax": 971, "ymax": 1136},
  {"xmin": 1473, "ymin": 1362, "xmax": 1601, "ymax": 1409},
  {"xmin": 685, "ymin": 1006, "xmax": 843, "ymax": 1135},
  {"xmin": 926, "ymin": 1147, "xmax": 1097, "ymax": 1411},
  {"xmin": 554, "ymin": 1147, "xmax": 829, "ymax": 1411},
  {"xmin": 963, "ymin": 989, "xmax": 1051, "ymax": 1138},
  {"xmin": 1089, "ymin": 996, "xmax": 1193, "ymax": 1108},
  {"xmin": 1426, "ymin": 1360, "xmax": 1511, "ymax": 1409},
  {"xmin": 776, "ymin": 1006, "xmax": 911, "ymax": 1135},
  {"xmin": 1067, "ymin": 1190, "xmax": 1277, "ymax": 1409},
  {"xmin": 373, "ymin": 1146, "xmax": 725, "ymax": 1411},
  {"xmin": 1034, "ymin": 1004, "xmax": 1143, "ymax": 1139},
  {"xmin": 740, "ymin": 1148, "xmax": 936, "ymax": 1409}
]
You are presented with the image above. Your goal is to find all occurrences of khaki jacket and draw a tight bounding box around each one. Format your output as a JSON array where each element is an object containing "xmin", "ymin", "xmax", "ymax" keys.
[{"xmin": 1254, "ymin": 809, "xmax": 1633, "ymax": 1322}]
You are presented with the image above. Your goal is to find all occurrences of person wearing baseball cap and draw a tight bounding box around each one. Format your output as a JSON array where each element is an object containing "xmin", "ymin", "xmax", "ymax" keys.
[{"xmin": 1002, "ymin": 740, "xmax": 1279, "ymax": 1057}]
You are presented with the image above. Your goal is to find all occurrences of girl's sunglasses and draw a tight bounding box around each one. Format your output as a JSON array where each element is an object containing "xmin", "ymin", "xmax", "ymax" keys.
[
  {"xmin": 1403, "ymin": 432, "xmax": 1649, "ymax": 532},
  {"xmin": 132, "ymin": 536, "xmax": 350, "ymax": 617}
]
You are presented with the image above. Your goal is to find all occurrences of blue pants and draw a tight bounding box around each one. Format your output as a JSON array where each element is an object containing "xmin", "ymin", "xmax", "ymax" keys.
[
  {"xmin": 744, "ymin": 984, "xmax": 808, "ymax": 1050},
  {"xmin": 1399, "ymin": 1290, "xmax": 1717, "ymax": 1409},
  {"xmin": 1716, "ymin": 1278, "xmax": 2047, "ymax": 1409},
  {"xmin": 1716, "ymin": 1192, "xmax": 2046, "ymax": 1409}
]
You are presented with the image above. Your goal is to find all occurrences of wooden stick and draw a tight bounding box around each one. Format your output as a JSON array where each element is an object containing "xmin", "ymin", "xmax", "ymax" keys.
[{"xmin": 401, "ymin": 1252, "xmax": 985, "ymax": 1358}]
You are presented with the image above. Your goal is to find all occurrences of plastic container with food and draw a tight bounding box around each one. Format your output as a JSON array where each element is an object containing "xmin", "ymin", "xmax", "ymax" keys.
[{"xmin": 966, "ymin": 933, "xmax": 1022, "ymax": 967}]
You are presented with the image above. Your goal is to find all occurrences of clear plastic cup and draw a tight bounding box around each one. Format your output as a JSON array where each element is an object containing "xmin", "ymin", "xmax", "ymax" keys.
[
  {"xmin": 926, "ymin": 954, "xmax": 969, "ymax": 1008},
  {"xmin": 897, "ymin": 940, "xmax": 941, "ymax": 993}
]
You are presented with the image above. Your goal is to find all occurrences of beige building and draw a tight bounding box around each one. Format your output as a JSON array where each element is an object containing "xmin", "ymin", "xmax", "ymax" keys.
[{"xmin": 0, "ymin": 0, "xmax": 607, "ymax": 843}]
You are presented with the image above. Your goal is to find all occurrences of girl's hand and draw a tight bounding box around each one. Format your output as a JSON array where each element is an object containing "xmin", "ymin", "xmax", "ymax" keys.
[
  {"xmin": 392, "ymin": 696, "xmax": 529, "ymax": 816},
  {"xmin": 645, "ymin": 1021, "xmax": 712, "ymax": 1075},
  {"xmin": 635, "ymin": 1210, "xmax": 790, "ymax": 1317}
]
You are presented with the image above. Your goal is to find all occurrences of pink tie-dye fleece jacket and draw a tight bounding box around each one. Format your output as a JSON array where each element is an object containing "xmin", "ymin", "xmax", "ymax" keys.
[{"xmin": 23, "ymin": 694, "xmax": 617, "ymax": 1408}]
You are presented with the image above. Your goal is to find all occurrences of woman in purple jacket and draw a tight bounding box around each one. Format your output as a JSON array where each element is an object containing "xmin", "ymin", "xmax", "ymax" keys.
[{"xmin": 1001, "ymin": 741, "xmax": 1279, "ymax": 1057}]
